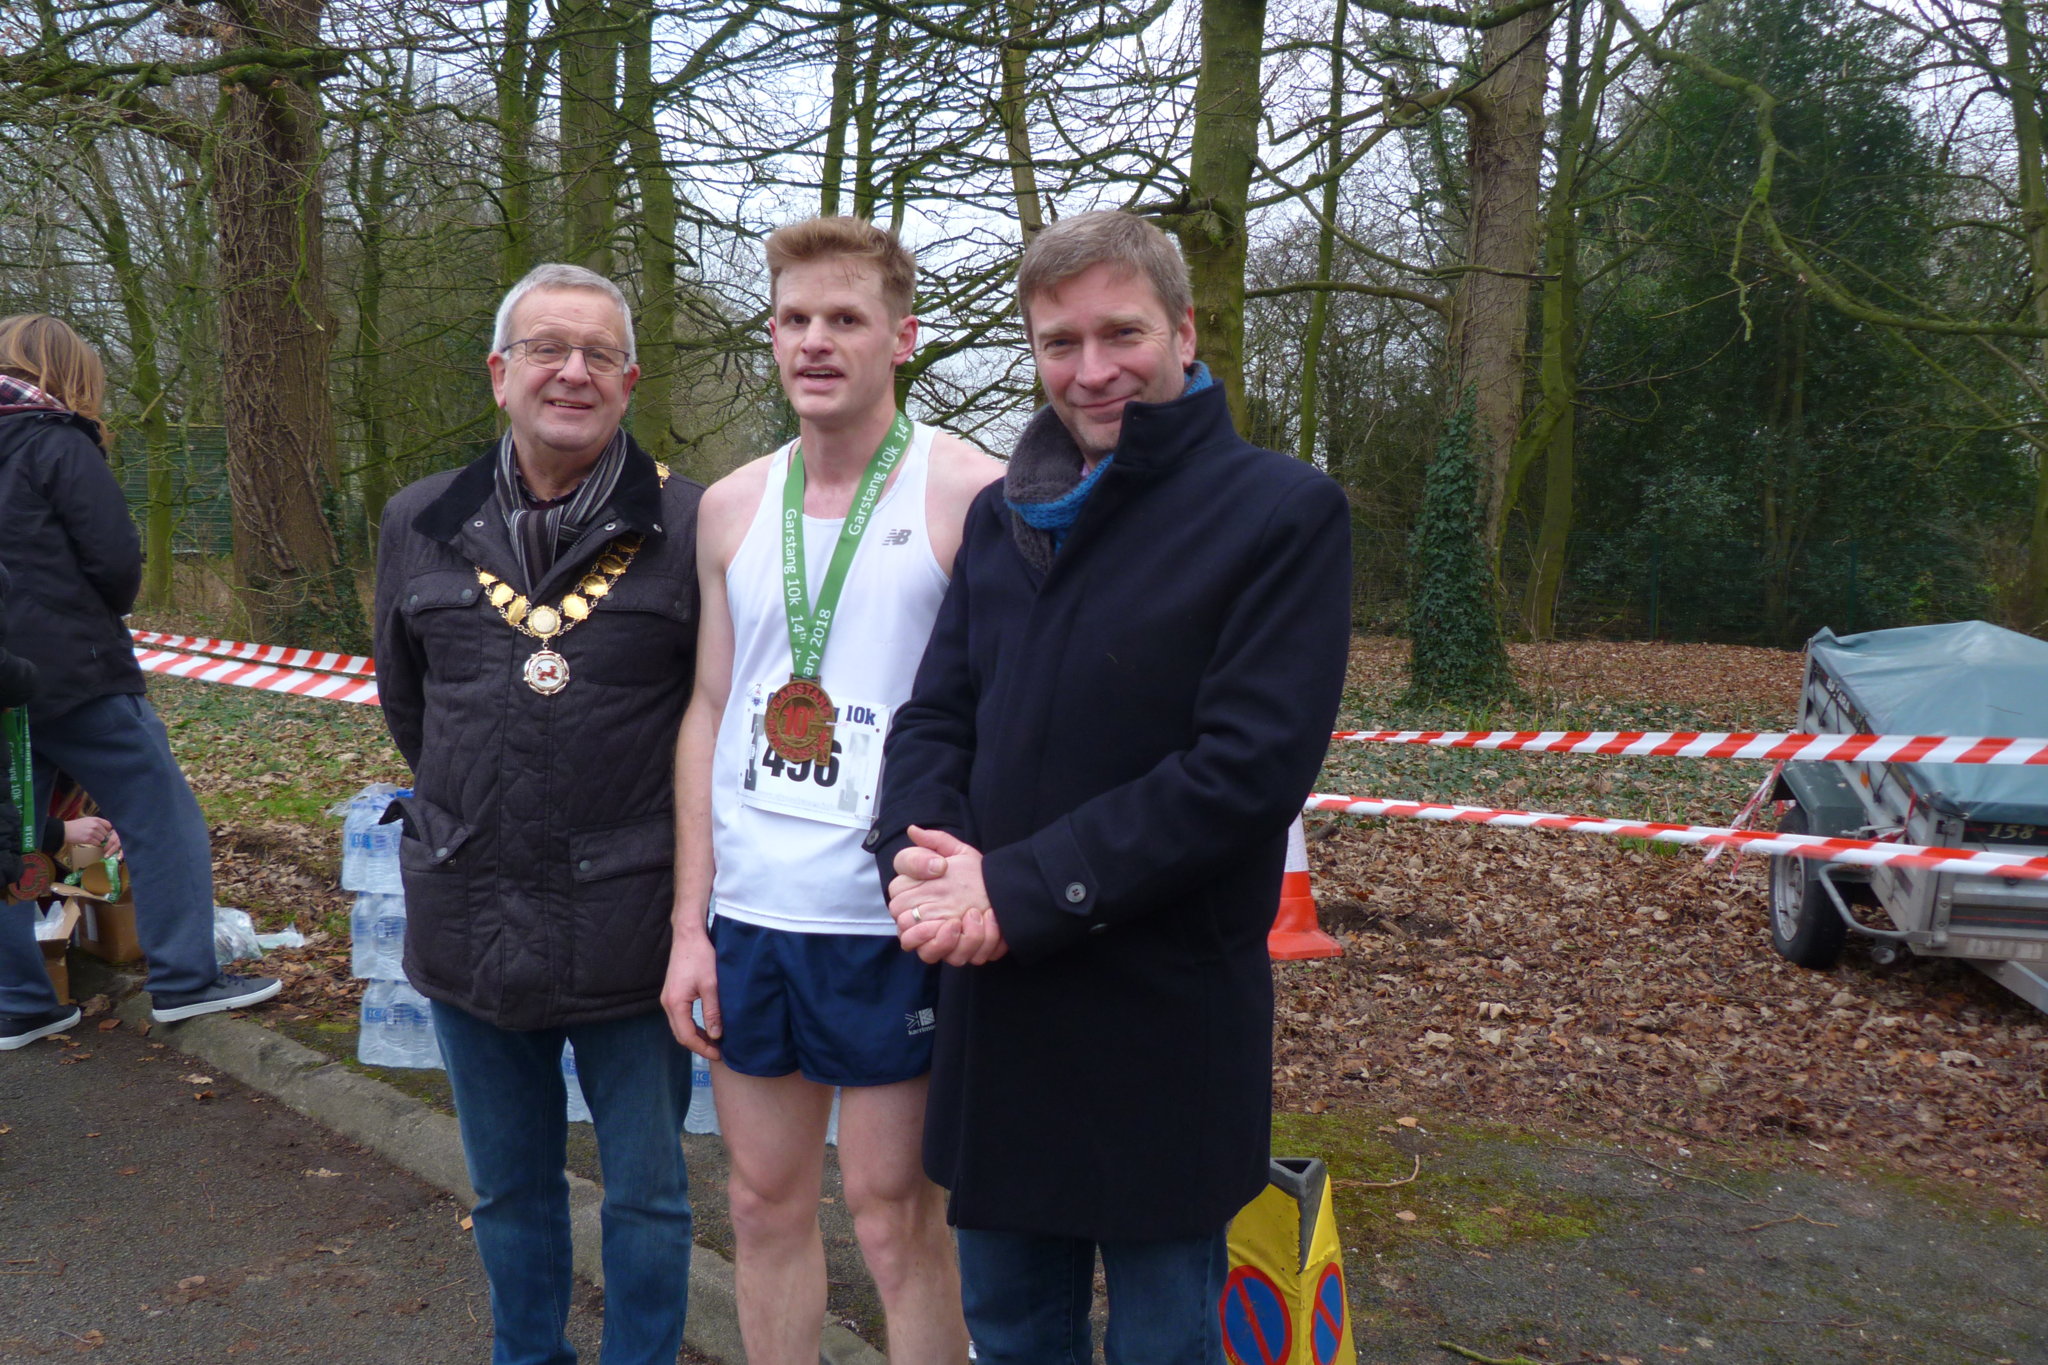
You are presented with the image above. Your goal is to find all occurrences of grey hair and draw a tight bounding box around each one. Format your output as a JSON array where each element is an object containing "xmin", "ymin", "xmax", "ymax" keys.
[
  {"xmin": 1015, "ymin": 211, "xmax": 1192, "ymax": 336},
  {"xmin": 491, "ymin": 263, "xmax": 637, "ymax": 364}
]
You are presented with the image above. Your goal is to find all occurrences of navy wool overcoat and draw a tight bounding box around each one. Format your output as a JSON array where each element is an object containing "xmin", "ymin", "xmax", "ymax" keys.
[{"xmin": 874, "ymin": 382, "xmax": 1353, "ymax": 1240}]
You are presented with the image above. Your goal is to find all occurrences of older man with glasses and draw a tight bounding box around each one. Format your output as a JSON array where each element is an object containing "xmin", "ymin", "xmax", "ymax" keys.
[{"xmin": 374, "ymin": 262, "xmax": 705, "ymax": 1365}]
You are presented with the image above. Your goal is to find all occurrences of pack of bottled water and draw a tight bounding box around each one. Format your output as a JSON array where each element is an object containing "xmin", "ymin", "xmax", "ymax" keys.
[
  {"xmin": 337, "ymin": 783, "xmax": 408, "ymax": 895},
  {"xmin": 357, "ymin": 978, "xmax": 444, "ymax": 1068},
  {"xmin": 349, "ymin": 893, "xmax": 408, "ymax": 980}
]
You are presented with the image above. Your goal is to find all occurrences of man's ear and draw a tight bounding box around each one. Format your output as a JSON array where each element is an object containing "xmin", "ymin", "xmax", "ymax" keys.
[
  {"xmin": 893, "ymin": 313, "xmax": 920, "ymax": 367},
  {"xmin": 1175, "ymin": 307, "xmax": 1198, "ymax": 369},
  {"xmin": 487, "ymin": 351, "xmax": 509, "ymax": 409}
]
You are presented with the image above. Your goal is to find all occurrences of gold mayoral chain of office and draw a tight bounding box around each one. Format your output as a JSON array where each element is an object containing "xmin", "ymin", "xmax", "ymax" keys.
[{"xmin": 474, "ymin": 464, "xmax": 669, "ymax": 695}]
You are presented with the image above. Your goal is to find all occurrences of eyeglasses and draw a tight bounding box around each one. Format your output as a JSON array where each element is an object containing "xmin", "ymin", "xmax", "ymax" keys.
[{"xmin": 504, "ymin": 338, "xmax": 631, "ymax": 376}]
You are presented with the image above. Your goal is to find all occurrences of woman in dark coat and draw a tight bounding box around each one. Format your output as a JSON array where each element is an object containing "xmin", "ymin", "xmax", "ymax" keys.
[{"xmin": 0, "ymin": 314, "xmax": 278, "ymax": 1042}]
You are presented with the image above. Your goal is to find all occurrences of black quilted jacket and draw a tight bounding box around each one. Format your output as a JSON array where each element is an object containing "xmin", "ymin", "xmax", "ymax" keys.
[{"xmin": 373, "ymin": 438, "xmax": 703, "ymax": 1029}]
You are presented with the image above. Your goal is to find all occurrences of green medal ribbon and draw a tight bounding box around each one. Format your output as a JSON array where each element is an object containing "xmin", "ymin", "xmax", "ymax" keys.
[
  {"xmin": 780, "ymin": 412, "xmax": 912, "ymax": 680},
  {"xmin": 3, "ymin": 709, "xmax": 31, "ymax": 855}
]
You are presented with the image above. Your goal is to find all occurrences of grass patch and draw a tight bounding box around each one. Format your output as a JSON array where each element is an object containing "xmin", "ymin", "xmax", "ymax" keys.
[{"xmin": 1272, "ymin": 1109, "xmax": 1615, "ymax": 1259}]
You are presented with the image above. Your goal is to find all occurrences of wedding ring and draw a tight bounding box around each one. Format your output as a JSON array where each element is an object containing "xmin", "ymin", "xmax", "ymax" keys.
[{"xmin": 911, "ymin": 908, "xmax": 924, "ymax": 924}]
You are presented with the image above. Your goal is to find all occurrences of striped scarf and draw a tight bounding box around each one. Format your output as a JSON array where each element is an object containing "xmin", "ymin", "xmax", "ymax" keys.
[{"xmin": 492, "ymin": 429, "xmax": 627, "ymax": 594}]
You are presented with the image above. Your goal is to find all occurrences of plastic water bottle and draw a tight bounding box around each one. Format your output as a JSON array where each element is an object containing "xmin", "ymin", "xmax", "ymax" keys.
[
  {"xmin": 684, "ymin": 1049, "xmax": 719, "ymax": 1135},
  {"xmin": 358, "ymin": 979, "xmax": 443, "ymax": 1069},
  {"xmin": 563, "ymin": 1042, "xmax": 592, "ymax": 1124},
  {"xmin": 339, "ymin": 783, "xmax": 408, "ymax": 894},
  {"xmin": 683, "ymin": 1000, "xmax": 719, "ymax": 1134},
  {"xmin": 349, "ymin": 893, "xmax": 408, "ymax": 980},
  {"xmin": 826, "ymin": 1089, "xmax": 840, "ymax": 1148}
]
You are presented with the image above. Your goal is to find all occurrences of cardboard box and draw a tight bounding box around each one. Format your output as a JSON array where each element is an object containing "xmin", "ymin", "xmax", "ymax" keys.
[
  {"xmin": 70, "ymin": 894, "xmax": 143, "ymax": 964},
  {"xmin": 33, "ymin": 901, "xmax": 81, "ymax": 1004}
]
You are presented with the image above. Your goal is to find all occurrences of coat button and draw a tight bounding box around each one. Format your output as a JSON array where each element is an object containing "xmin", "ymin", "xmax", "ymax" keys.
[
  {"xmin": 604, "ymin": 521, "xmax": 618, "ymax": 532},
  {"xmin": 1064, "ymin": 882, "xmax": 1087, "ymax": 903},
  {"xmin": 578, "ymin": 858, "xmax": 592, "ymax": 872},
  {"xmin": 473, "ymin": 519, "xmax": 486, "ymax": 528},
  {"xmin": 408, "ymin": 593, "xmax": 418, "ymax": 607},
  {"xmin": 861, "ymin": 828, "xmax": 882, "ymax": 851},
  {"xmin": 653, "ymin": 522, "xmax": 663, "ymax": 533},
  {"xmin": 434, "ymin": 846, "xmax": 449, "ymax": 859},
  {"xmin": 459, "ymin": 587, "xmax": 475, "ymax": 603}
]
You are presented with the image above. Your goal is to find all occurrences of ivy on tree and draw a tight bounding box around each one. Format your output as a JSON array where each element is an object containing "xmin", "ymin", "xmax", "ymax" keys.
[{"xmin": 1408, "ymin": 388, "xmax": 1516, "ymax": 704}]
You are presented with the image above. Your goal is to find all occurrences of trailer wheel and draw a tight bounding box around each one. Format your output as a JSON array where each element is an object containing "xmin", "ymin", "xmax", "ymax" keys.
[{"xmin": 1769, "ymin": 806, "xmax": 1847, "ymax": 969}]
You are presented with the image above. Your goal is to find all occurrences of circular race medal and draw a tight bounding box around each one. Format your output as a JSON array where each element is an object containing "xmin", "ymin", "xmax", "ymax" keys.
[
  {"xmin": 764, "ymin": 677, "xmax": 834, "ymax": 764},
  {"xmin": 523, "ymin": 647, "xmax": 571, "ymax": 695},
  {"xmin": 6, "ymin": 851, "xmax": 54, "ymax": 903}
]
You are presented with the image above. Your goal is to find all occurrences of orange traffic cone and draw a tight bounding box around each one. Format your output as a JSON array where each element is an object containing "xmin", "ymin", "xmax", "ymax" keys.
[{"xmin": 1268, "ymin": 816, "xmax": 1342, "ymax": 960}]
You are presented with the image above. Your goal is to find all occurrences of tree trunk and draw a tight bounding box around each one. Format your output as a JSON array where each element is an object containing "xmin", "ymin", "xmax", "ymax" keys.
[
  {"xmin": 1296, "ymin": 0, "xmax": 1348, "ymax": 472},
  {"xmin": 850, "ymin": 13, "xmax": 890, "ymax": 221},
  {"xmin": 820, "ymin": 6, "xmax": 858, "ymax": 216},
  {"xmin": 622, "ymin": 0, "xmax": 677, "ymax": 464},
  {"xmin": 1518, "ymin": 2, "xmax": 1607, "ymax": 638},
  {"xmin": 84, "ymin": 144, "xmax": 177, "ymax": 609},
  {"xmin": 558, "ymin": 0, "xmax": 620, "ymax": 271},
  {"xmin": 497, "ymin": 0, "xmax": 540, "ymax": 287},
  {"xmin": 354, "ymin": 121, "xmax": 395, "ymax": 557},
  {"xmin": 997, "ymin": 0, "xmax": 1046, "ymax": 239},
  {"xmin": 2004, "ymin": 1, "xmax": 2048, "ymax": 632},
  {"xmin": 1448, "ymin": 4, "xmax": 1552, "ymax": 551},
  {"xmin": 1175, "ymin": 0, "xmax": 1268, "ymax": 427},
  {"xmin": 212, "ymin": 0, "xmax": 359, "ymax": 647}
]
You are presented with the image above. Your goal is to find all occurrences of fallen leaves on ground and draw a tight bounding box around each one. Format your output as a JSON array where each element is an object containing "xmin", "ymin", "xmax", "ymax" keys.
[{"xmin": 1282, "ymin": 638, "xmax": 2048, "ymax": 1217}]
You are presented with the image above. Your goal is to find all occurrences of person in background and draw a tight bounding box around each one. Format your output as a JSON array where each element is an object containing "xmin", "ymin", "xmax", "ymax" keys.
[{"xmin": 0, "ymin": 314, "xmax": 277, "ymax": 1050}]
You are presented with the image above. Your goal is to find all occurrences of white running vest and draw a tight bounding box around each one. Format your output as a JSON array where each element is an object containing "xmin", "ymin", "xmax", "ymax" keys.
[{"xmin": 709, "ymin": 421, "xmax": 949, "ymax": 934}]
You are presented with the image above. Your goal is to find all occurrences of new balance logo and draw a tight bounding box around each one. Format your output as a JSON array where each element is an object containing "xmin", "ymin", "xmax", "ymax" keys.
[
  {"xmin": 905, "ymin": 1007, "xmax": 936, "ymax": 1036},
  {"xmin": 882, "ymin": 528, "xmax": 912, "ymax": 547}
]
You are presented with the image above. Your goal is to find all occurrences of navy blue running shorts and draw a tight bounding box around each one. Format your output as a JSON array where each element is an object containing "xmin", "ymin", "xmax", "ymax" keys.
[{"xmin": 710, "ymin": 914, "xmax": 939, "ymax": 1087}]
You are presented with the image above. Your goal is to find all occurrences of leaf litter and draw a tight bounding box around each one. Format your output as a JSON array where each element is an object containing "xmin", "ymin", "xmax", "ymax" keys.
[
  {"xmin": 145, "ymin": 637, "xmax": 2048, "ymax": 1213},
  {"xmin": 1286, "ymin": 637, "xmax": 2048, "ymax": 1218}
]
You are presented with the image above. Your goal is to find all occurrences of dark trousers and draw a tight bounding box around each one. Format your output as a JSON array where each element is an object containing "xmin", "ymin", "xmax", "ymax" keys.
[
  {"xmin": 0, "ymin": 693, "xmax": 218, "ymax": 1015},
  {"xmin": 956, "ymin": 1223, "xmax": 1229, "ymax": 1364}
]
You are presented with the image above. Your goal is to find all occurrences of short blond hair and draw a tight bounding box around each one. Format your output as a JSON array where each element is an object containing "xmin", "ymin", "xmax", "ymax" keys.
[
  {"xmin": 1015, "ymin": 211, "xmax": 1192, "ymax": 336},
  {"xmin": 0, "ymin": 314, "xmax": 108, "ymax": 446},
  {"xmin": 765, "ymin": 217, "xmax": 917, "ymax": 319}
]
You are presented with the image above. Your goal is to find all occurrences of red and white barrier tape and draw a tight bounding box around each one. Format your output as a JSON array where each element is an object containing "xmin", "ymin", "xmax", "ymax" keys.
[
  {"xmin": 134, "ymin": 647, "xmax": 380, "ymax": 706},
  {"xmin": 1304, "ymin": 793, "xmax": 2048, "ymax": 882},
  {"xmin": 130, "ymin": 630, "xmax": 375, "ymax": 677},
  {"xmin": 1334, "ymin": 729, "xmax": 2048, "ymax": 765}
]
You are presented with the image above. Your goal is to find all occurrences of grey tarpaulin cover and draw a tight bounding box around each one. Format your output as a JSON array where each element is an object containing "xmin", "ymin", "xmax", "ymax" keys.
[{"xmin": 1808, "ymin": 620, "xmax": 2048, "ymax": 824}]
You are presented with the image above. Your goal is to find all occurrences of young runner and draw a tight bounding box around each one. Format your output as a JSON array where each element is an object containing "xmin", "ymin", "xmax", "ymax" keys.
[{"xmin": 664, "ymin": 217, "xmax": 1000, "ymax": 1364}]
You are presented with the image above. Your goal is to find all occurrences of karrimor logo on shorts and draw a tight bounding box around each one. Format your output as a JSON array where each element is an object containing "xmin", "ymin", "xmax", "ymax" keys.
[{"xmin": 905, "ymin": 1007, "xmax": 936, "ymax": 1036}]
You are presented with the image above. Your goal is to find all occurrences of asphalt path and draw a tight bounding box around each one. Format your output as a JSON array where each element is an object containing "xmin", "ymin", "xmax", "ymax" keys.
[{"xmin": 0, "ymin": 1011, "xmax": 612, "ymax": 1363}]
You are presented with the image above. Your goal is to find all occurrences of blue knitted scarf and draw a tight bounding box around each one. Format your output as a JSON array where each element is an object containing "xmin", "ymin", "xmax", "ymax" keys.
[{"xmin": 1007, "ymin": 364, "xmax": 1212, "ymax": 552}]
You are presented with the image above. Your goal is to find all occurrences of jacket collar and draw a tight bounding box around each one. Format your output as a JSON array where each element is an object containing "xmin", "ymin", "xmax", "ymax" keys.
[
  {"xmin": 1003, "ymin": 378, "xmax": 1236, "ymax": 502},
  {"xmin": 413, "ymin": 432, "xmax": 666, "ymax": 548}
]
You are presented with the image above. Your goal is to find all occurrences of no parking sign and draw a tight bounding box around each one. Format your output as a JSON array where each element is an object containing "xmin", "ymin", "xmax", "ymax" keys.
[{"xmin": 1220, "ymin": 1158, "xmax": 1357, "ymax": 1365}]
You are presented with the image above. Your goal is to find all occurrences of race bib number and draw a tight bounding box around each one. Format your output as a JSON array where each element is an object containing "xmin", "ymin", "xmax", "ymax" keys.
[{"xmin": 738, "ymin": 682, "xmax": 889, "ymax": 828}]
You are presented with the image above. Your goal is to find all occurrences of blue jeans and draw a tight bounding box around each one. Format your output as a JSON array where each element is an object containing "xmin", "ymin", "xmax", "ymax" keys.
[
  {"xmin": 0, "ymin": 693, "xmax": 219, "ymax": 1015},
  {"xmin": 432, "ymin": 1001, "xmax": 693, "ymax": 1365},
  {"xmin": 956, "ymin": 1224, "xmax": 1228, "ymax": 1364}
]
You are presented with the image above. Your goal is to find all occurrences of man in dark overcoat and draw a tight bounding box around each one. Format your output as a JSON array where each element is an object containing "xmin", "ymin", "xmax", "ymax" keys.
[
  {"xmin": 873, "ymin": 211, "xmax": 1352, "ymax": 1361},
  {"xmin": 374, "ymin": 263, "xmax": 703, "ymax": 1365}
]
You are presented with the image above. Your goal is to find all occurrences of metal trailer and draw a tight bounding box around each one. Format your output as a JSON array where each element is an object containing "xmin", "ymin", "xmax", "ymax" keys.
[{"xmin": 1769, "ymin": 620, "xmax": 2048, "ymax": 1012}]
